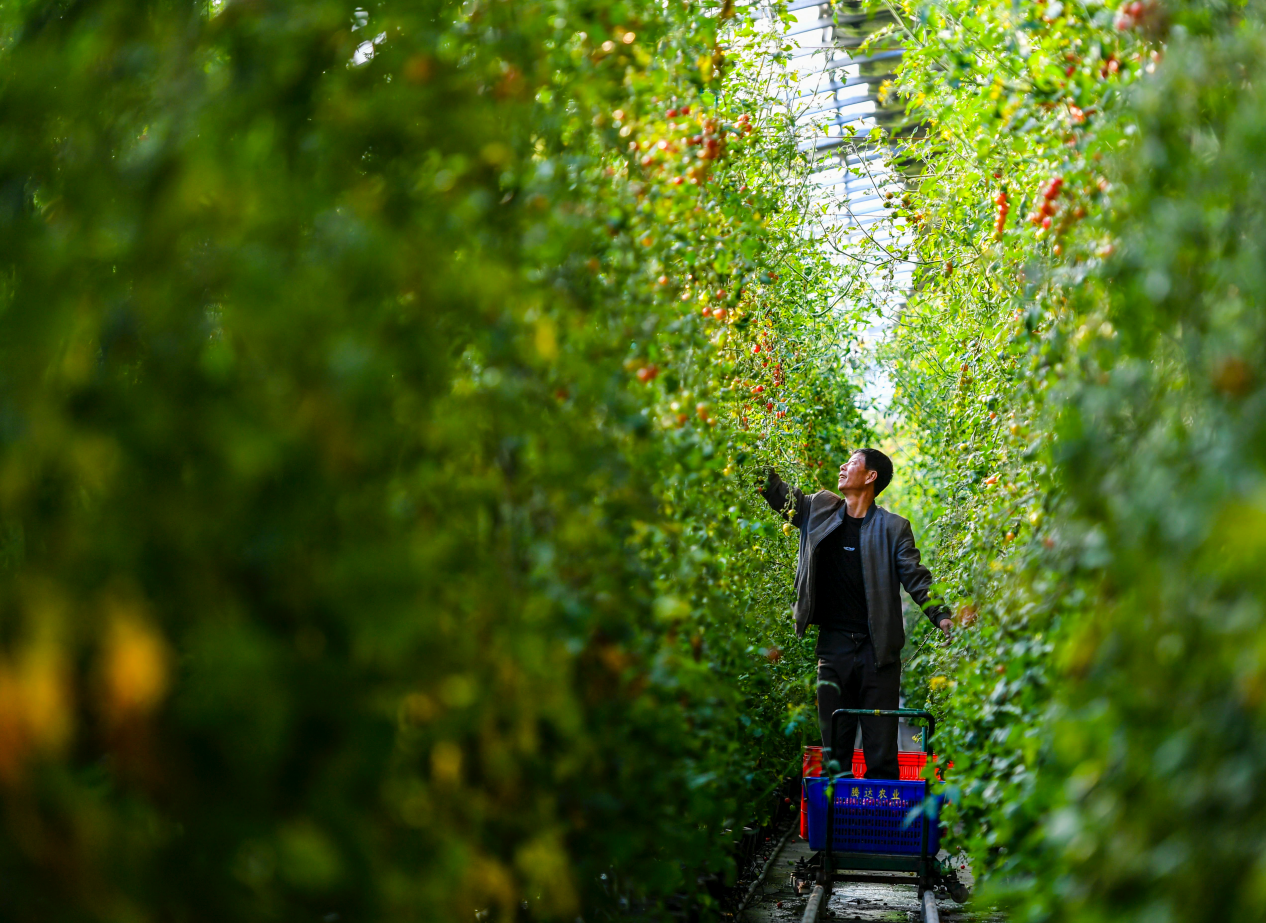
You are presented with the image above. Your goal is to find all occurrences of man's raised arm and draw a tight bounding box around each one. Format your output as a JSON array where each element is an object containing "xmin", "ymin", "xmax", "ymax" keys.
[
  {"xmin": 758, "ymin": 467, "xmax": 809, "ymax": 529},
  {"xmin": 893, "ymin": 519, "xmax": 953, "ymax": 633}
]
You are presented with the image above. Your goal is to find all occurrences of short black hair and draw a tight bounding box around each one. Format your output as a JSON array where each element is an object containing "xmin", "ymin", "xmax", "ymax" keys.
[{"xmin": 853, "ymin": 448, "xmax": 893, "ymax": 496}]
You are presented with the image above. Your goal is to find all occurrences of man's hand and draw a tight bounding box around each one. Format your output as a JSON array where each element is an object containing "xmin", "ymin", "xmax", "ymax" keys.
[{"xmin": 937, "ymin": 618, "xmax": 953, "ymax": 638}]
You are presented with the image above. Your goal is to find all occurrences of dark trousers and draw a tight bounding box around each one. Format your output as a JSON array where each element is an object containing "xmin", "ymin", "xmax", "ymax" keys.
[{"xmin": 815, "ymin": 628, "xmax": 900, "ymax": 780}]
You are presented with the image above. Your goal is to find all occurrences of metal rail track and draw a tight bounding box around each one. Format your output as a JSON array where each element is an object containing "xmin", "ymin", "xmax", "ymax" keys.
[
  {"xmin": 735, "ymin": 823, "xmax": 799, "ymax": 917},
  {"xmin": 800, "ymin": 880, "xmax": 944, "ymax": 923}
]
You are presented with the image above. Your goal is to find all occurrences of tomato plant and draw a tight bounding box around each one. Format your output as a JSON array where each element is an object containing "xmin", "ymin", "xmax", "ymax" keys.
[
  {"xmin": 0, "ymin": 0, "xmax": 880, "ymax": 919},
  {"xmin": 837, "ymin": 0, "xmax": 1266, "ymax": 918}
]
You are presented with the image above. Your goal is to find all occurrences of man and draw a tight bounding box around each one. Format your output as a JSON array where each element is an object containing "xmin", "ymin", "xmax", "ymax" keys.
[{"xmin": 760, "ymin": 449, "xmax": 951, "ymax": 780}]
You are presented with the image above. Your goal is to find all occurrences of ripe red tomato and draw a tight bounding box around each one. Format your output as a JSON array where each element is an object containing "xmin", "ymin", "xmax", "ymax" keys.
[{"xmin": 680, "ymin": 105, "xmax": 691, "ymax": 115}]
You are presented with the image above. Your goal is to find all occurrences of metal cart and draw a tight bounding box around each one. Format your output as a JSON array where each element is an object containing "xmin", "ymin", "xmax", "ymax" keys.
[{"xmin": 798, "ymin": 708, "xmax": 967, "ymax": 922}]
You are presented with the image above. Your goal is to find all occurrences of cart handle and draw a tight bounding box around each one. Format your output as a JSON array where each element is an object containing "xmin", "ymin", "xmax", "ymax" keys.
[{"xmin": 827, "ymin": 708, "xmax": 936, "ymax": 771}]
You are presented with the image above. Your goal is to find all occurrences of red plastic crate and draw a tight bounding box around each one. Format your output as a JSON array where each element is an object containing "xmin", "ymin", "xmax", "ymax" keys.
[{"xmin": 800, "ymin": 747, "xmax": 939, "ymax": 839}]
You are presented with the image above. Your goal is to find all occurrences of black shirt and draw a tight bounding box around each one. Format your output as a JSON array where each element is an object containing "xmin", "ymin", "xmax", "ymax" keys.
[{"xmin": 814, "ymin": 514, "xmax": 869, "ymax": 633}]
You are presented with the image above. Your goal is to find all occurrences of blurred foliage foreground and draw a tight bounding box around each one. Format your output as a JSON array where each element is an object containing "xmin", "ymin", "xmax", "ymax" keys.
[{"xmin": 0, "ymin": 0, "xmax": 872, "ymax": 920}]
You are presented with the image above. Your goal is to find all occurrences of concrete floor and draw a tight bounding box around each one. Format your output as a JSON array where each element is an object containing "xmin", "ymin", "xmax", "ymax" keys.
[{"xmin": 740, "ymin": 835, "xmax": 996, "ymax": 923}]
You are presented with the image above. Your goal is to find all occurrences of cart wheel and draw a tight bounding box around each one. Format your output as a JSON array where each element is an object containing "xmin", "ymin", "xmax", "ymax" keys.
[{"xmin": 947, "ymin": 881, "xmax": 970, "ymax": 905}]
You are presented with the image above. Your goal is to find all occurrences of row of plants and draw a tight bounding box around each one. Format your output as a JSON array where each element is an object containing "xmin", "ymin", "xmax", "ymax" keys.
[
  {"xmin": 836, "ymin": 0, "xmax": 1266, "ymax": 917},
  {"xmin": 0, "ymin": 0, "xmax": 880, "ymax": 920}
]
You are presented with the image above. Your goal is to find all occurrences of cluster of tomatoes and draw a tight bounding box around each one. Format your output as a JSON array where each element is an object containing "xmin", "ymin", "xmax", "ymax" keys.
[
  {"xmin": 664, "ymin": 396, "xmax": 714, "ymax": 428},
  {"xmin": 1114, "ymin": 0, "xmax": 1146, "ymax": 30},
  {"xmin": 627, "ymin": 105, "xmax": 754, "ymax": 187},
  {"xmin": 682, "ymin": 266, "xmax": 775, "ymax": 322},
  {"xmin": 737, "ymin": 338, "xmax": 792, "ymax": 418},
  {"xmin": 626, "ymin": 359, "xmax": 660, "ymax": 383},
  {"xmin": 1027, "ymin": 176, "xmax": 1064, "ymax": 232},
  {"xmin": 751, "ymin": 340, "xmax": 786, "ymax": 386},
  {"xmin": 993, "ymin": 189, "xmax": 1010, "ymax": 239},
  {"xmin": 617, "ymin": 101, "xmax": 790, "ymax": 439},
  {"xmin": 699, "ymin": 288, "xmax": 736, "ymax": 321}
]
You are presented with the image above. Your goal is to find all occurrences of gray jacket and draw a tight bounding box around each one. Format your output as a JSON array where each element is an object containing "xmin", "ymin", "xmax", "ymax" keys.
[{"xmin": 761, "ymin": 470, "xmax": 949, "ymax": 666}]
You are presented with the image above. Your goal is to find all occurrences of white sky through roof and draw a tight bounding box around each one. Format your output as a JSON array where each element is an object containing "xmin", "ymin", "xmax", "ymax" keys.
[{"xmin": 755, "ymin": 0, "xmax": 913, "ymax": 417}]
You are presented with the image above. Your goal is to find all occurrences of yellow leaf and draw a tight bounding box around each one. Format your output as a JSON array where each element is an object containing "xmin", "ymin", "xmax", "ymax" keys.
[
  {"xmin": 104, "ymin": 613, "xmax": 169, "ymax": 721},
  {"xmin": 534, "ymin": 316, "xmax": 558, "ymax": 360},
  {"xmin": 431, "ymin": 740, "xmax": 463, "ymax": 783},
  {"xmin": 516, "ymin": 831, "xmax": 579, "ymax": 917}
]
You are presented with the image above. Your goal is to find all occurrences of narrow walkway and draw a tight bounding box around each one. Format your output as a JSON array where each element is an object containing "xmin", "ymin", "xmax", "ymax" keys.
[{"xmin": 740, "ymin": 835, "xmax": 994, "ymax": 922}]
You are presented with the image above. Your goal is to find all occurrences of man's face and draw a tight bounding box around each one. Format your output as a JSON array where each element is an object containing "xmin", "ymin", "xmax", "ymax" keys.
[{"xmin": 838, "ymin": 452, "xmax": 875, "ymax": 492}]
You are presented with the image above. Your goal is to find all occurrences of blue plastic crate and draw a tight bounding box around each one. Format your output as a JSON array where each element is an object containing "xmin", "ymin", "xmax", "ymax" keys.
[{"xmin": 803, "ymin": 776, "xmax": 941, "ymax": 854}]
